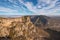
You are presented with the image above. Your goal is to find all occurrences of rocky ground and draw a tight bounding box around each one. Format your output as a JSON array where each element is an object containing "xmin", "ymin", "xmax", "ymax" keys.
[{"xmin": 0, "ymin": 15, "xmax": 60, "ymax": 40}]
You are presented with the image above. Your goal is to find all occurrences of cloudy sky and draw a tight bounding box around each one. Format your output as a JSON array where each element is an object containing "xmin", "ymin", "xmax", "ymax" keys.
[{"xmin": 0, "ymin": 0, "xmax": 60, "ymax": 16}]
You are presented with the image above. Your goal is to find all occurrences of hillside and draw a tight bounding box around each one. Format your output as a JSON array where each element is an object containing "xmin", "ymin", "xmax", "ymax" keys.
[
  {"xmin": 0, "ymin": 15, "xmax": 60, "ymax": 40},
  {"xmin": 0, "ymin": 16, "xmax": 49, "ymax": 40},
  {"xmin": 30, "ymin": 15, "xmax": 60, "ymax": 32}
]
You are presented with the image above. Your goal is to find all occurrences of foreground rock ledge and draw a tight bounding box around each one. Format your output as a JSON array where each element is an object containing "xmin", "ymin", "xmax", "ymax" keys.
[{"xmin": 0, "ymin": 16, "xmax": 49, "ymax": 40}]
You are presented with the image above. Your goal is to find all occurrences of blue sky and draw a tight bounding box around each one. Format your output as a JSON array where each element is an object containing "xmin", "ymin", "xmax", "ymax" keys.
[{"xmin": 0, "ymin": 0, "xmax": 60, "ymax": 16}]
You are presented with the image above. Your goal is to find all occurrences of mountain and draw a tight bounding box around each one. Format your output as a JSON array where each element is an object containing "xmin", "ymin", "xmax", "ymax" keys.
[
  {"xmin": 0, "ymin": 16, "xmax": 49, "ymax": 40},
  {"xmin": 29, "ymin": 15, "xmax": 50, "ymax": 29},
  {"xmin": 30, "ymin": 15, "xmax": 60, "ymax": 32},
  {"xmin": 0, "ymin": 15, "xmax": 60, "ymax": 40}
]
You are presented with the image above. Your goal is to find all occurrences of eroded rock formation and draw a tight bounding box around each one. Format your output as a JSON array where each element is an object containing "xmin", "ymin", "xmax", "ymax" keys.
[{"xmin": 0, "ymin": 16, "xmax": 49, "ymax": 40}]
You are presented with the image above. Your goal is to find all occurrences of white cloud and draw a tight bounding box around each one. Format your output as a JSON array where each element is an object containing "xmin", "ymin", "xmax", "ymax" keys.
[
  {"xmin": 0, "ymin": 0, "xmax": 60, "ymax": 15},
  {"xmin": 37, "ymin": 0, "xmax": 58, "ymax": 9},
  {"xmin": 0, "ymin": 7, "xmax": 18, "ymax": 13},
  {"xmin": 24, "ymin": 2, "xmax": 36, "ymax": 12},
  {"xmin": 19, "ymin": 0, "xmax": 60, "ymax": 15},
  {"xmin": 38, "ymin": 0, "xmax": 51, "ymax": 4},
  {"xmin": 0, "ymin": 7, "xmax": 36, "ymax": 15},
  {"xmin": 8, "ymin": 0, "xmax": 18, "ymax": 5},
  {"xmin": 0, "ymin": 7, "xmax": 21, "ymax": 15}
]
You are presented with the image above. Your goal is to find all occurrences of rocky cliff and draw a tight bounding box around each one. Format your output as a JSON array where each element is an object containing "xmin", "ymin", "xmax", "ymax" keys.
[{"xmin": 0, "ymin": 16, "xmax": 49, "ymax": 40}]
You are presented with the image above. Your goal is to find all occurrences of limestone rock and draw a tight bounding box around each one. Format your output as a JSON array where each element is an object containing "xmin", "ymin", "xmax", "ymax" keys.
[{"xmin": 0, "ymin": 16, "xmax": 49, "ymax": 40}]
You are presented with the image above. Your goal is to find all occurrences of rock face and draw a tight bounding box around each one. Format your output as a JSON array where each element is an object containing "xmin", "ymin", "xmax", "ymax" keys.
[
  {"xmin": 30, "ymin": 15, "xmax": 60, "ymax": 32},
  {"xmin": 0, "ymin": 16, "xmax": 49, "ymax": 40},
  {"xmin": 29, "ymin": 15, "xmax": 60, "ymax": 40},
  {"xmin": 30, "ymin": 15, "xmax": 49, "ymax": 29}
]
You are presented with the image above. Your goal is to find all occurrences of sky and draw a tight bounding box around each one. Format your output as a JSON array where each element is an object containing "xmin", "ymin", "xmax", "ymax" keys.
[{"xmin": 0, "ymin": 0, "xmax": 60, "ymax": 16}]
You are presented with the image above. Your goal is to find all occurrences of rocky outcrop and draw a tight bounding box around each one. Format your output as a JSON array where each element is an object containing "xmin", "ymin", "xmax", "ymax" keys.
[
  {"xmin": 30, "ymin": 15, "xmax": 60, "ymax": 32},
  {"xmin": 30, "ymin": 15, "xmax": 48, "ymax": 29},
  {"xmin": 0, "ymin": 16, "xmax": 49, "ymax": 40}
]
